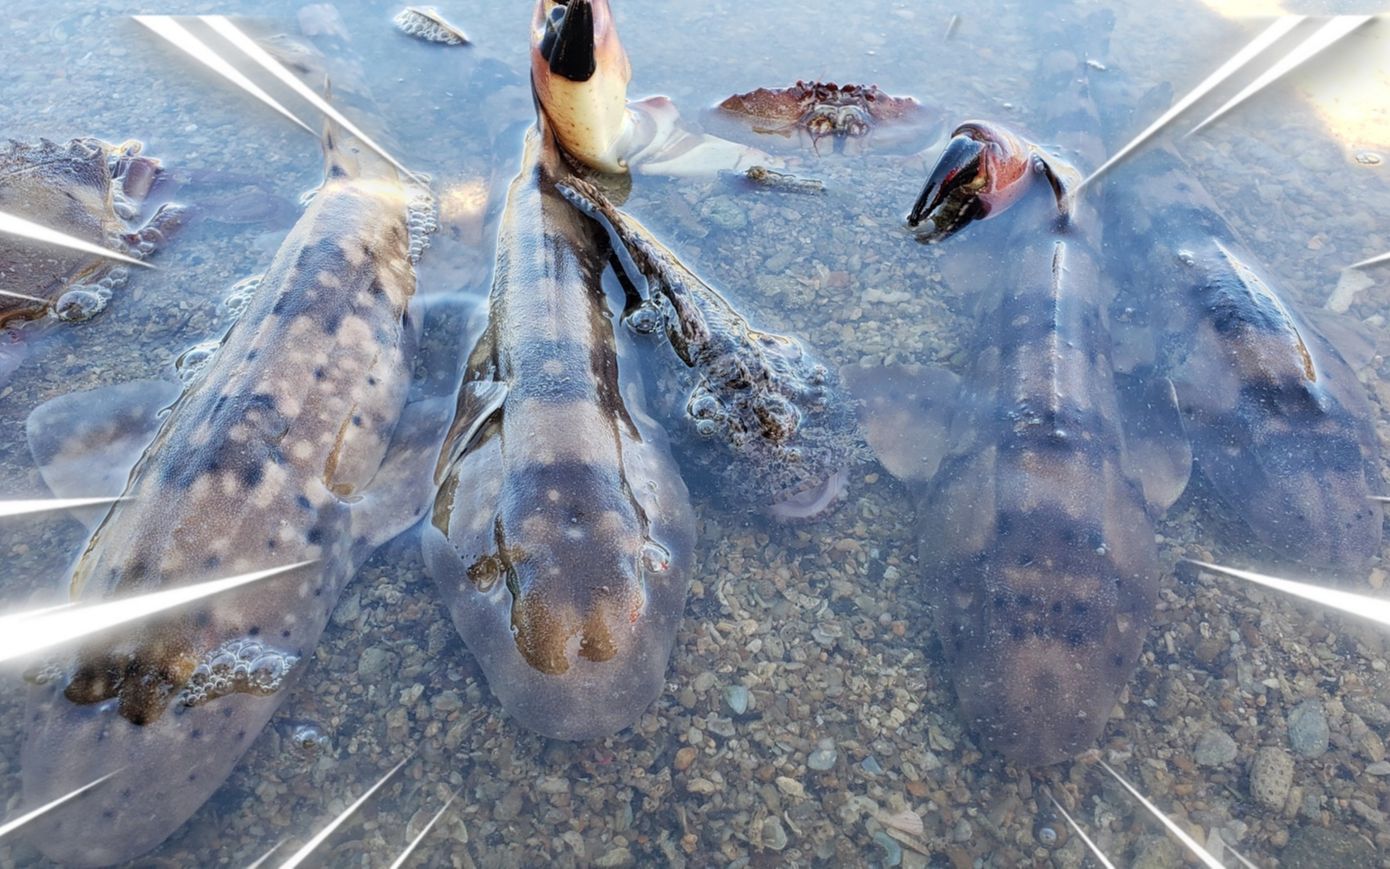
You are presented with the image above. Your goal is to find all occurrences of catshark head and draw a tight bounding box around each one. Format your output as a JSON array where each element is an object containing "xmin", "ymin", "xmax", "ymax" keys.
[{"xmin": 530, "ymin": 0, "xmax": 634, "ymax": 173}]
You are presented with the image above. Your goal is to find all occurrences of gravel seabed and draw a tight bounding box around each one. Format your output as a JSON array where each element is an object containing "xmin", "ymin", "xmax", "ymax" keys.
[{"xmin": 1, "ymin": 0, "xmax": 1389, "ymax": 866}]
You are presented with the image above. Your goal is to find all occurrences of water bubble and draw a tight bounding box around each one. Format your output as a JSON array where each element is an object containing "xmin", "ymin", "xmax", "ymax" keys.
[
  {"xmin": 641, "ymin": 541, "xmax": 671, "ymax": 573},
  {"xmin": 624, "ymin": 304, "xmax": 663, "ymax": 335},
  {"xmin": 175, "ymin": 341, "xmax": 220, "ymax": 385},
  {"xmin": 222, "ymin": 274, "xmax": 262, "ymax": 321},
  {"xmin": 287, "ymin": 721, "xmax": 331, "ymax": 755},
  {"xmin": 54, "ymin": 287, "xmax": 108, "ymax": 322}
]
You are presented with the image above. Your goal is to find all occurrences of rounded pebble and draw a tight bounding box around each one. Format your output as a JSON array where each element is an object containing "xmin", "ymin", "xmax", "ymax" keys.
[
  {"xmin": 725, "ymin": 685, "xmax": 749, "ymax": 715},
  {"xmin": 1287, "ymin": 699, "xmax": 1330, "ymax": 758},
  {"xmin": 871, "ymin": 831, "xmax": 902, "ymax": 867},
  {"xmin": 1195, "ymin": 727, "xmax": 1238, "ymax": 767},
  {"xmin": 807, "ymin": 747, "xmax": 837, "ymax": 771}
]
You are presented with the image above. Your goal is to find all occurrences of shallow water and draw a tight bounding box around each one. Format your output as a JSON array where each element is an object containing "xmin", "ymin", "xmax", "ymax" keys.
[{"xmin": 1, "ymin": 1, "xmax": 1389, "ymax": 867}]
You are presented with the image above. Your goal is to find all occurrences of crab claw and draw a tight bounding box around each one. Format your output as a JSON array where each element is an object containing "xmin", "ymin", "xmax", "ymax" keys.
[
  {"xmin": 531, "ymin": 0, "xmax": 633, "ymax": 173},
  {"xmin": 908, "ymin": 121, "xmax": 1045, "ymax": 241}
]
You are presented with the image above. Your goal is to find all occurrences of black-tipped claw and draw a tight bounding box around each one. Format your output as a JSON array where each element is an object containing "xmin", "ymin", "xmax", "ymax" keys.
[
  {"xmin": 547, "ymin": 0, "xmax": 597, "ymax": 83},
  {"xmin": 908, "ymin": 134, "xmax": 984, "ymax": 228}
]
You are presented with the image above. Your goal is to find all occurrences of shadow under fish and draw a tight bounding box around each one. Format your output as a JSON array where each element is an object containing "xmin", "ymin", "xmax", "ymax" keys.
[{"xmin": 16, "ymin": 120, "xmax": 440, "ymax": 866}]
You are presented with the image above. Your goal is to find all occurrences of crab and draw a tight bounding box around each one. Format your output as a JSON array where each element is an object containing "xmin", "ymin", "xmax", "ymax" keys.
[
  {"xmin": 0, "ymin": 137, "xmax": 184, "ymax": 326},
  {"xmin": 714, "ymin": 80, "xmax": 930, "ymax": 153}
]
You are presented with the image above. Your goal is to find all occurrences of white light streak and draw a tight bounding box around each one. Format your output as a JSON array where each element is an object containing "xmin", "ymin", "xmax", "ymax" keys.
[
  {"xmin": 245, "ymin": 839, "xmax": 284, "ymax": 869},
  {"xmin": 200, "ymin": 16, "xmax": 425, "ymax": 185},
  {"xmin": 1189, "ymin": 15, "xmax": 1375, "ymax": 135},
  {"xmin": 0, "ymin": 773, "xmax": 117, "ymax": 841},
  {"xmin": 133, "ymin": 16, "xmax": 315, "ymax": 135},
  {"xmin": 387, "ymin": 791, "xmax": 459, "ymax": 869},
  {"xmin": 279, "ymin": 756, "xmax": 411, "ymax": 869},
  {"xmin": 0, "ymin": 211, "xmax": 151, "ymax": 270},
  {"xmin": 1080, "ymin": 16, "xmax": 1305, "ymax": 189},
  {"xmin": 1046, "ymin": 794, "xmax": 1116, "ymax": 869},
  {"xmin": 1097, "ymin": 760, "xmax": 1223, "ymax": 869},
  {"xmin": 0, "ymin": 498, "xmax": 122, "ymax": 519},
  {"xmin": 1186, "ymin": 558, "xmax": 1390, "ymax": 628},
  {"xmin": 0, "ymin": 561, "xmax": 314, "ymax": 664},
  {"xmin": 1350, "ymin": 250, "xmax": 1390, "ymax": 269}
]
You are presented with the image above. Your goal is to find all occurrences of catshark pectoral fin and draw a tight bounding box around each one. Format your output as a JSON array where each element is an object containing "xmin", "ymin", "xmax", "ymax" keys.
[{"xmin": 841, "ymin": 363, "xmax": 958, "ymax": 485}]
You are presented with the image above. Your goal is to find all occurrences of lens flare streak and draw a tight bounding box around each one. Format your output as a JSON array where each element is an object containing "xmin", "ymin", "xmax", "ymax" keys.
[
  {"xmin": 199, "ymin": 16, "xmax": 425, "ymax": 185},
  {"xmin": 0, "ymin": 211, "xmax": 151, "ymax": 270},
  {"xmin": 0, "ymin": 773, "xmax": 117, "ymax": 841},
  {"xmin": 245, "ymin": 840, "xmax": 284, "ymax": 869},
  {"xmin": 0, "ymin": 497, "xmax": 122, "ymax": 519},
  {"xmin": 1046, "ymin": 793, "xmax": 1117, "ymax": 869},
  {"xmin": 1189, "ymin": 15, "xmax": 1375, "ymax": 135},
  {"xmin": 1097, "ymin": 760, "xmax": 1223, "ymax": 869},
  {"xmin": 279, "ymin": 756, "xmax": 411, "ymax": 869},
  {"xmin": 1187, "ymin": 558, "xmax": 1390, "ymax": 627},
  {"xmin": 132, "ymin": 16, "xmax": 315, "ymax": 135},
  {"xmin": 0, "ymin": 561, "xmax": 315, "ymax": 664},
  {"xmin": 387, "ymin": 791, "xmax": 459, "ymax": 869},
  {"xmin": 1350, "ymin": 250, "xmax": 1390, "ymax": 269},
  {"xmin": 1080, "ymin": 15, "xmax": 1305, "ymax": 190}
]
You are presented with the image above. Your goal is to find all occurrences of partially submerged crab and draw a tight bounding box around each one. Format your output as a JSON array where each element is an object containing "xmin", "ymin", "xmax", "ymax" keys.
[
  {"xmin": 715, "ymin": 81, "xmax": 930, "ymax": 153},
  {"xmin": 0, "ymin": 137, "xmax": 183, "ymax": 325}
]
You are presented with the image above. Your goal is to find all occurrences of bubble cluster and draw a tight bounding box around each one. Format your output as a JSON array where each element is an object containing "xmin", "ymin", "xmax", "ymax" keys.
[
  {"xmin": 406, "ymin": 184, "xmax": 439, "ymax": 264},
  {"xmin": 175, "ymin": 340, "xmax": 221, "ymax": 385},
  {"xmin": 54, "ymin": 286, "xmax": 110, "ymax": 322},
  {"xmin": 286, "ymin": 720, "xmax": 331, "ymax": 756},
  {"xmin": 393, "ymin": 6, "xmax": 470, "ymax": 46},
  {"xmin": 221, "ymin": 274, "xmax": 263, "ymax": 322},
  {"xmin": 177, "ymin": 637, "xmax": 299, "ymax": 708}
]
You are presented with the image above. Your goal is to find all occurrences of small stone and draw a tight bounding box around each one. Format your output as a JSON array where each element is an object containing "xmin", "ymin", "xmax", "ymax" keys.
[
  {"xmin": 1360, "ymin": 730, "xmax": 1386, "ymax": 763},
  {"xmin": 1366, "ymin": 761, "xmax": 1390, "ymax": 776},
  {"xmin": 686, "ymin": 777, "xmax": 719, "ymax": 795},
  {"xmin": 357, "ymin": 647, "xmax": 392, "ymax": 679},
  {"xmin": 872, "ymin": 831, "xmax": 902, "ymax": 867},
  {"xmin": 699, "ymin": 195, "xmax": 748, "ymax": 231},
  {"xmin": 761, "ymin": 816, "xmax": 788, "ymax": 851},
  {"xmin": 1194, "ymin": 727, "xmax": 1238, "ymax": 767},
  {"xmin": 725, "ymin": 685, "xmax": 749, "ymax": 715},
  {"xmin": 674, "ymin": 747, "xmax": 698, "ymax": 772},
  {"xmin": 861, "ymin": 756, "xmax": 884, "ymax": 775},
  {"xmin": 775, "ymin": 776, "xmax": 805, "ymax": 799},
  {"xmin": 1288, "ymin": 700, "xmax": 1330, "ymax": 758},
  {"xmin": 951, "ymin": 818, "xmax": 972, "ymax": 843},
  {"xmin": 1250, "ymin": 747, "xmax": 1295, "ymax": 810},
  {"xmin": 594, "ymin": 847, "xmax": 634, "ymax": 868},
  {"xmin": 693, "ymin": 671, "xmax": 717, "ymax": 693},
  {"xmin": 808, "ymin": 747, "xmax": 837, "ymax": 771},
  {"xmin": 431, "ymin": 690, "xmax": 463, "ymax": 715}
]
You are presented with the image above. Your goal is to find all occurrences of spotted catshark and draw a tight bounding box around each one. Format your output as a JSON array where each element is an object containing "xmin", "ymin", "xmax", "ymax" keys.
[
  {"xmin": 19, "ymin": 123, "xmax": 436, "ymax": 866},
  {"xmin": 1096, "ymin": 87, "xmax": 1383, "ymax": 571},
  {"xmin": 847, "ymin": 35, "xmax": 1188, "ymax": 765},
  {"xmin": 421, "ymin": 119, "xmax": 695, "ymax": 740}
]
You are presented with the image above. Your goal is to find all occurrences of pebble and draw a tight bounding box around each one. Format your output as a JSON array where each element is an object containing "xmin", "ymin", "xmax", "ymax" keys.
[
  {"xmin": 1250, "ymin": 747, "xmax": 1295, "ymax": 810},
  {"xmin": 775, "ymin": 776, "xmax": 806, "ymax": 799},
  {"xmin": 861, "ymin": 756, "xmax": 884, "ymax": 775},
  {"xmin": 1288, "ymin": 699, "xmax": 1330, "ymax": 758},
  {"xmin": 357, "ymin": 647, "xmax": 392, "ymax": 679},
  {"xmin": 1366, "ymin": 761, "xmax": 1390, "ymax": 776},
  {"xmin": 1194, "ymin": 727, "xmax": 1237, "ymax": 767},
  {"xmin": 871, "ymin": 831, "xmax": 902, "ymax": 867},
  {"xmin": 725, "ymin": 685, "xmax": 749, "ymax": 715},
  {"xmin": 950, "ymin": 818, "xmax": 972, "ymax": 843},
  {"xmin": 808, "ymin": 747, "xmax": 838, "ymax": 771},
  {"xmin": 699, "ymin": 195, "xmax": 748, "ymax": 231},
  {"xmin": 761, "ymin": 816, "xmax": 788, "ymax": 851},
  {"xmin": 693, "ymin": 671, "xmax": 717, "ymax": 693},
  {"xmin": 674, "ymin": 746, "xmax": 698, "ymax": 772},
  {"xmin": 431, "ymin": 690, "xmax": 462, "ymax": 715}
]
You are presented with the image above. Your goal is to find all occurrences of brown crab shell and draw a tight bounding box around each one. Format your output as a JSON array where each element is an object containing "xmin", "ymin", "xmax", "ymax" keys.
[{"xmin": 716, "ymin": 81, "xmax": 921, "ymax": 129}]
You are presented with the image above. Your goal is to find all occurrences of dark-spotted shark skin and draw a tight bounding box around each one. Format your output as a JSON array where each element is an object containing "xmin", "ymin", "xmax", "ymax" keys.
[
  {"xmin": 421, "ymin": 123, "xmax": 695, "ymax": 741},
  {"xmin": 556, "ymin": 177, "xmax": 868, "ymax": 518},
  {"xmin": 19, "ymin": 127, "xmax": 435, "ymax": 866},
  {"xmin": 1101, "ymin": 141, "xmax": 1383, "ymax": 571},
  {"xmin": 849, "ymin": 37, "xmax": 1186, "ymax": 766}
]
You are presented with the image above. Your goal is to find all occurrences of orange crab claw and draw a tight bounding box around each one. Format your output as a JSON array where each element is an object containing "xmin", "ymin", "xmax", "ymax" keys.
[
  {"xmin": 530, "ymin": 0, "xmax": 633, "ymax": 173},
  {"xmin": 908, "ymin": 121, "xmax": 1043, "ymax": 240}
]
